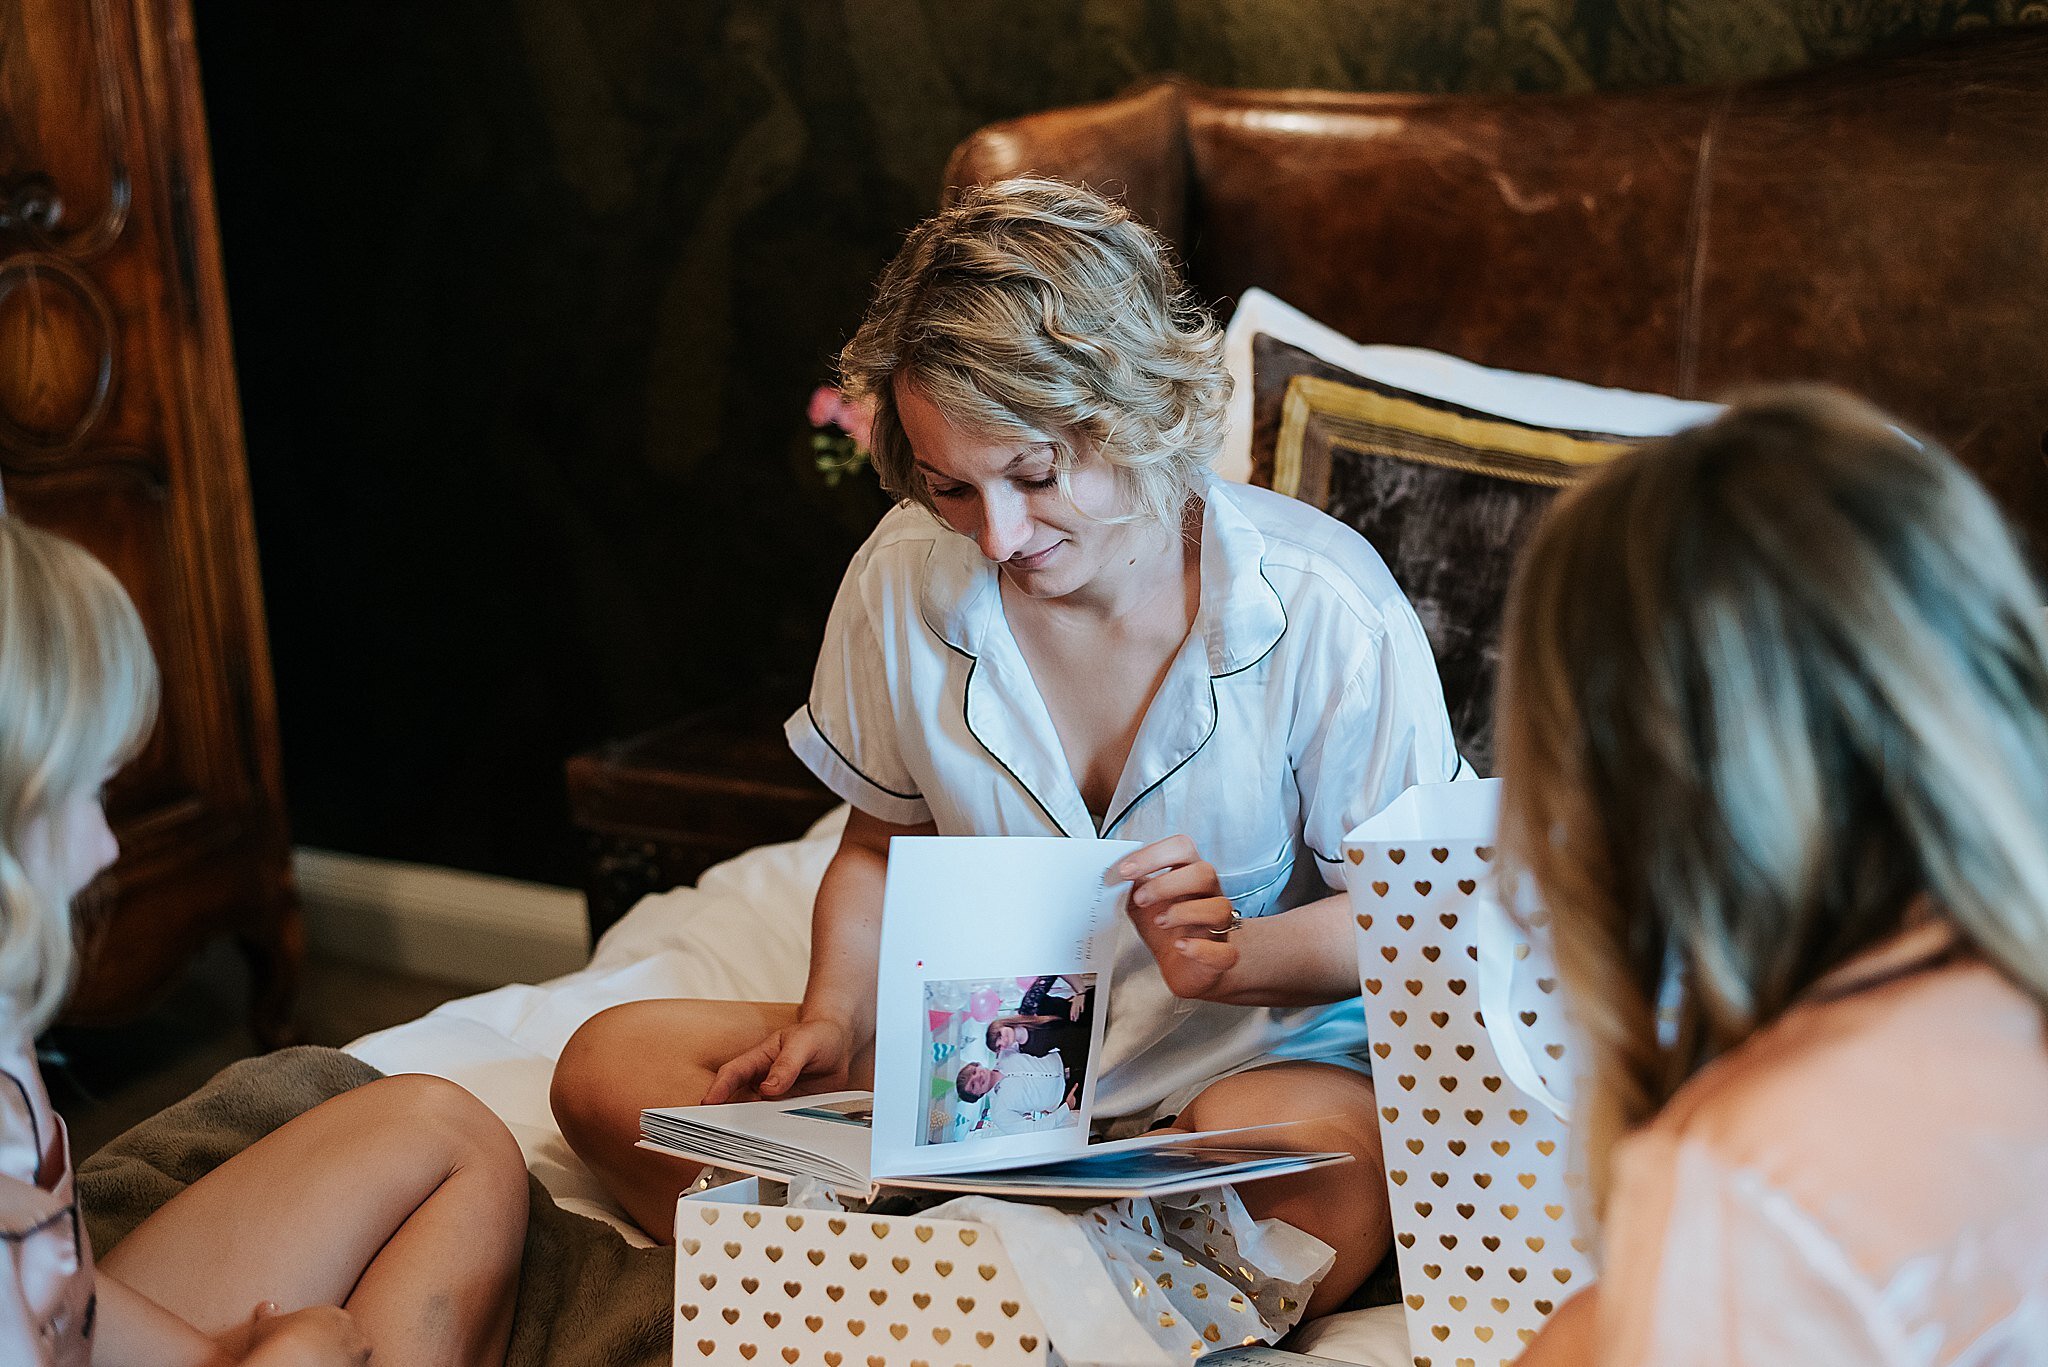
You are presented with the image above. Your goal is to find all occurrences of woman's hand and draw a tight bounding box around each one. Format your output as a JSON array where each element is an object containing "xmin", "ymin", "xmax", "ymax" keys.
[
  {"xmin": 1113, "ymin": 835, "xmax": 1241, "ymax": 1001},
  {"xmin": 704, "ymin": 1017, "xmax": 857, "ymax": 1104}
]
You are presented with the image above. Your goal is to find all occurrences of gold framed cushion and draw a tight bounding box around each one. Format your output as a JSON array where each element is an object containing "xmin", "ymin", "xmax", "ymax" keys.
[{"xmin": 1266, "ymin": 364, "xmax": 1638, "ymax": 773}]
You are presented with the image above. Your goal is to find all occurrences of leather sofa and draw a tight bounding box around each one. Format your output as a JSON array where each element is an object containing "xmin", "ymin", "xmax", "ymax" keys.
[{"xmin": 944, "ymin": 26, "xmax": 2048, "ymax": 560}]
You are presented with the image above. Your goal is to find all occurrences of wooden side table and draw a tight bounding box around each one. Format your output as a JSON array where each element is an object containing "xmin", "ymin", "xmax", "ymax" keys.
[{"xmin": 566, "ymin": 700, "xmax": 839, "ymax": 944}]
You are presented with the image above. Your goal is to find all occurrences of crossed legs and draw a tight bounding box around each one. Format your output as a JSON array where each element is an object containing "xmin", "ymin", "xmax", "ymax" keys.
[
  {"xmin": 555, "ymin": 1002, "xmax": 1385, "ymax": 1321},
  {"xmin": 551, "ymin": 998, "xmax": 876, "ymax": 1241}
]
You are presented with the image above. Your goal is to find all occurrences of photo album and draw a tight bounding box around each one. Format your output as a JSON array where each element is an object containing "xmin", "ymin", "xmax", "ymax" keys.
[{"xmin": 640, "ymin": 836, "xmax": 1351, "ymax": 1201}]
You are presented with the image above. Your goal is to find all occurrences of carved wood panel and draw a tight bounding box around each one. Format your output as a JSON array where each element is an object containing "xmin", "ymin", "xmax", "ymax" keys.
[{"xmin": 0, "ymin": 0, "xmax": 300, "ymax": 1039}]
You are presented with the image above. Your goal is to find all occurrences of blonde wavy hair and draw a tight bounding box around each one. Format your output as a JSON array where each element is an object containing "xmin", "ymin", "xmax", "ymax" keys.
[
  {"xmin": 1496, "ymin": 386, "xmax": 2048, "ymax": 1212},
  {"xmin": 0, "ymin": 518, "xmax": 159, "ymax": 1035},
  {"xmin": 839, "ymin": 177, "xmax": 1229, "ymax": 529}
]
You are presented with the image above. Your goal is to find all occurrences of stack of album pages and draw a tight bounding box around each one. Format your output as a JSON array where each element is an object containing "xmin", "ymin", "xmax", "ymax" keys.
[{"xmin": 641, "ymin": 837, "xmax": 1349, "ymax": 1202}]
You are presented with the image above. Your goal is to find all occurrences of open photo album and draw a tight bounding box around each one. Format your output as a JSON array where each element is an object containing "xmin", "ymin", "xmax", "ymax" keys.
[{"xmin": 640, "ymin": 836, "xmax": 1352, "ymax": 1201}]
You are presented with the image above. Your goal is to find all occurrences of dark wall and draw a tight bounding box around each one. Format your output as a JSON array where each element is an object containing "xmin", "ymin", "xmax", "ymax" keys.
[{"xmin": 192, "ymin": 1, "xmax": 2039, "ymax": 885}]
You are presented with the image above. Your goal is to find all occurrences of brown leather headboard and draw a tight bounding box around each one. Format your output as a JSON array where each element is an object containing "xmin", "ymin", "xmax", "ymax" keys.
[{"xmin": 945, "ymin": 27, "xmax": 2048, "ymax": 561}]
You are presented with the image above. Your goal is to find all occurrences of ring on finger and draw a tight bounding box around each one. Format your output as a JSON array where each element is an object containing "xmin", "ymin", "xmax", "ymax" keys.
[{"xmin": 1205, "ymin": 912, "xmax": 1245, "ymax": 942}]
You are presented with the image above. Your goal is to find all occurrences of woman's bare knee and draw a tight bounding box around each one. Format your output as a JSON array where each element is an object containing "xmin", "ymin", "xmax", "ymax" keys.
[
  {"xmin": 358, "ymin": 1074, "xmax": 526, "ymax": 1190},
  {"xmin": 363, "ymin": 1071, "xmax": 480, "ymax": 1117},
  {"xmin": 552, "ymin": 1004, "xmax": 674, "ymax": 1151},
  {"xmin": 552, "ymin": 999, "xmax": 779, "ymax": 1161}
]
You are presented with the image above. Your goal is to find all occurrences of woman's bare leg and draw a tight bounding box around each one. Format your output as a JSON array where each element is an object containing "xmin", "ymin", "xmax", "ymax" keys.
[
  {"xmin": 549, "ymin": 998, "xmax": 876, "ymax": 1241},
  {"xmin": 100, "ymin": 1073, "xmax": 527, "ymax": 1367},
  {"xmin": 1178, "ymin": 1061, "xmax": 1390, "ymax": 1320}
]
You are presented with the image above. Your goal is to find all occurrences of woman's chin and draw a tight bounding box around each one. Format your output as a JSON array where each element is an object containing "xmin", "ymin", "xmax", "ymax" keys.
[{"xmin": 997, "ymin": 562, "xmax": 1077, "ymax": 598}]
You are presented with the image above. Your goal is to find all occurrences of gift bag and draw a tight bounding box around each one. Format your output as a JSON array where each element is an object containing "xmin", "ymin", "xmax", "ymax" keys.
[
  {"xmin": 1342, "ymin": 779, "xmax": 1595, "ymax": 1367},
  {"xmin": 673, "ymin": 1194, "xmax": 1050, "ymax": 1366}
]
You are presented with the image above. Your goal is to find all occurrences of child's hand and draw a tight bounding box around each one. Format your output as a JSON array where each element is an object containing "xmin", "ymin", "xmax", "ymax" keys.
[
  {"xmin": 1112, "ymin": 835, "xmax": 1241, "ymax": 1001},
  {"xmin": 239, "ymin": 1303, "xmax": 370, "ymax": 1366},
  {"xmin": 706, "ymin": 1018, "xmax": 856, "ymax": 1103}
]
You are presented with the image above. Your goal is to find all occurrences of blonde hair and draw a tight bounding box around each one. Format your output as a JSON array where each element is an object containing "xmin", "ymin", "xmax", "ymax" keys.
[
  {"xmin": 1496, "ymin": 386, "xmax": 2048, "ymax": 1211},
  {"xmin": 839, "ymin": 177, "xmax": 1229, "ymax": 529},
  {"xmin": 0, "ymin": 518, "xmax": 159, "ymax": 1034}
]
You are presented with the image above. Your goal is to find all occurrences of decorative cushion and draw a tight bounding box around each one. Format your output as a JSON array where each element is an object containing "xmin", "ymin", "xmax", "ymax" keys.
[
  {"xmin": 1217, "ymin": 287, "xmax": 1716, "ymax": 485},
  {"xmin": 1220, "ymin": 290, "xmax": 1718, "ymax": 773}
]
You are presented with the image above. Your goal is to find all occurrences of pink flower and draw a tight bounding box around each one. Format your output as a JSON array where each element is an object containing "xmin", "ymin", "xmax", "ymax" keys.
[
  {"xmin": 808, "ymin": 385, "xmax": 876, "ymax": 450},
  {"xmin": 807, "ymin": 384, "xmax": 840, "ymax": 429}
]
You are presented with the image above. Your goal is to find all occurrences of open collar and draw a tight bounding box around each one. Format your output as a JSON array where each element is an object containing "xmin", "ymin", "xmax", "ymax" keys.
[{"xmin": 915, "ymin": 480, "xmax": 1289, "ymax": 837}]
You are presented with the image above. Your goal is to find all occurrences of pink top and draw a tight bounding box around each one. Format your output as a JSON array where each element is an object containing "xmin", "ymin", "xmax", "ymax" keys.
[
  {"xmin": 1598, "ymin": 923, "xmax": 2048, "ymax": 1365},
  {"xmin": 0, "ymin": 1034, "xmax": 95, "ymax": 1366}
]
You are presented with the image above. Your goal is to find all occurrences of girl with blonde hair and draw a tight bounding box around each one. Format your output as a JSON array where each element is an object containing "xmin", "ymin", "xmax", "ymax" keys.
[
  {"xmin": 552, "ymin": 177, "xmax": 1464, "ymax": 1314},
  {"xmin": 0, "ymin": 517, "xmax": 529, "ymax": 1366},
  {"xmin": 1508, "ymin": 388, "xmax": 2048, "ymax": 1363}
]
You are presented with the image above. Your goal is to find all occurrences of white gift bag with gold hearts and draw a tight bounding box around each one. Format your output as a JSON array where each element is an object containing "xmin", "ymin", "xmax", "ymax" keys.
[
  {"xmin": 673, "ymin": 1195, "xmax": 1050, "ymax": 1367},
  {"xmin": 1341, "ymin": 778, "xmax": 1595, "ymax": 1367}
]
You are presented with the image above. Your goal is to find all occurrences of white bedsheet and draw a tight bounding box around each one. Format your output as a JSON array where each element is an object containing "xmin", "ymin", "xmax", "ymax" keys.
[{"xmin": 342, "ymin": 805, "xmax": 1408, "ymax": 1364}]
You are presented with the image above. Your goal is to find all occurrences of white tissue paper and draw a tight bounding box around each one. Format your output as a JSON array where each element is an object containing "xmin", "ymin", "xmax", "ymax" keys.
[{"xmin": 925, "ymin": 1186, "xmax": 1333, "ymax": 1366}]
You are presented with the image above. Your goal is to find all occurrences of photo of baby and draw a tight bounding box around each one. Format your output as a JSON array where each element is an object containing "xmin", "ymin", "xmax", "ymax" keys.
[{"xmin": 917, "ymin": 974, "xmax": 1098, "ymax": 1146}]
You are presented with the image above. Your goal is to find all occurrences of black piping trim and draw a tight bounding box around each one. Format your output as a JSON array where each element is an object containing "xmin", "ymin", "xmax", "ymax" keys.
[
  {"xmin": 802, "ymin": 703, "xmax": 923, "ymax": 802},
  {"xmin": 919, "ymin": 544, "xmax": 1286, "ymax": 840},
  {"xmin": 1211, "ymin": 565, "xmax": 1289, "ymax": 680},
  {"xmin": 0, "ymin": 1066, "xmax": 84, "ymax": 1257},
  {"xmin": 1103, "ymin": 564, "xmax": 1286, "ymax": 837},
  {"xmin": 1312, "ymin": 848, "xmax": 1343, "ymax": 866},
  {"xmin": 1102, "ymin": 676, "xmax": 1218, "ymax": 839},
  {"xmin": 937, "ymin": 638, "xmax": 1080, "ymax": 838},
  {"xmin": 0, "ymin": 1202, "xmax": 74, "ymax": 1242},
  {"xmin": 2, "ymin": 1070, "xmax": 39, "ymax": 1160}
]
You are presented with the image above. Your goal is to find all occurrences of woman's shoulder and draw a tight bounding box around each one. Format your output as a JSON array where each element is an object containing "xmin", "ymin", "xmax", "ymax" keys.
[
  {"xmin": 1644, "ymin": 951, "xmax": 2048, "ymax": 1187},
  {"xmin": 855, "ymin": 501, "xmax": 949, "ymax": 557},
  {"xmin": 830, "ymin": 501, "xmax": 962, "ymax": 595},
  {"xmin": 1214, "ymin": 480, "xmax": 1409, "ymax": 625},
  {"xmin": 1608, "ymin": 952, "xmax": 2048, "ymax": 1362}
]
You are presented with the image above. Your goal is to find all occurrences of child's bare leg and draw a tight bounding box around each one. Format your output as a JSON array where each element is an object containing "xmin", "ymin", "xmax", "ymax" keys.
[
  {"xmin": 99, "ymin": 1073, "xmax": 527, "ymax": 1367},
  {"xmin": 1178, "ymin": 1061, "xmax": 1389, "ymax": 1320},
  {"xmin": 550, "ymin": 998, "xmax": 876, "ymax": 1241}
]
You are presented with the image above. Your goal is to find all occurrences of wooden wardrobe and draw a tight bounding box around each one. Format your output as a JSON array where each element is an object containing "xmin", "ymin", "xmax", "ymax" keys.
[{"xmin": 0, "ymin": 0, "xmax": 300, "ymax": 1041}]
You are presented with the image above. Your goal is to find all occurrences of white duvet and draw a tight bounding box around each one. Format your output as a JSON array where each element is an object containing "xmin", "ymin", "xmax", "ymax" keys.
[{"xmin": 344, "ymin": 811, "xmax": 1408, "ymax": 1364}]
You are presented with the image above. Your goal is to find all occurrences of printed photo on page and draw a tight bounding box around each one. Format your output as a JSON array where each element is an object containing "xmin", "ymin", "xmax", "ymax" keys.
[
  {"xmin": 921, "ymin": 972, "xmax": 1098, "ymax": 1144},
  {"xmin": 870, "ymin": 836, "xmax": 1135, "ymax": 1179}
]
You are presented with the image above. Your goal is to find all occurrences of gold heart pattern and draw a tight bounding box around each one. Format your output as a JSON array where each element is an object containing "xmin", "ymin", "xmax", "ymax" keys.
[
  {"xmin": 673, "ymin": 1202, "xmax": 1049, "ymax": 1365},
  {"xmin": 1345, "ymin": 835, "xmax": 1595, "ymax": 1363},
  {"xmin": 1072, "ymin": 1190, "xmax": 1317, "ymax": 1358}
]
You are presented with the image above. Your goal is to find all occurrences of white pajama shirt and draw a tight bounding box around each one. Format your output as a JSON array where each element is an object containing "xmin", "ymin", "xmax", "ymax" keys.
[{"xmin": 787, "ymin": 477, "xmax": 1462, "ymax": 1123}]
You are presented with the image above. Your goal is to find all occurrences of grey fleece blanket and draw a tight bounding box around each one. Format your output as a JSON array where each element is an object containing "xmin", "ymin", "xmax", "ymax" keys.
[{"xmin": 77, "ymin": 1046, "xmax": 674, "ymax": 1367}]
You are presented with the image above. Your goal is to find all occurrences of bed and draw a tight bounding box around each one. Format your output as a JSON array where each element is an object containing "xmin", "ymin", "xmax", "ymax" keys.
[
  {"xmin": 345, "ymin": 809, "xmax": 1419, "ymax": 1363},
  {"xmin": 343, "ymin": 26, "xmax": 2048, "ymax": 1366}
]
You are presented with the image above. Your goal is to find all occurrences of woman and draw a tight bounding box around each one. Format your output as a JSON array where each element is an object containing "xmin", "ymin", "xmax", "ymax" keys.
[
  {"xmin": 986, "ymin": 974, "xmax": 1090, "ymax": 1070},
  {"xmin": 550, "ymin": 178, "xmax": 1462, "ymax": 1314},
  {"xmin": 1508, "ymin": 389, "xmax": 2048, "ymax": 1363},
  {"xmin": 0, "ymin": 517, "xmax": 528, "ymax": 1366}
]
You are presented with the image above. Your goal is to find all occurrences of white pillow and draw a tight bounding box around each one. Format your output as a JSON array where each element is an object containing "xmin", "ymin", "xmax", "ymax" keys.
[
  {"xmin": 1285, "ymin": 1302, "xmax": 1414, "ymax": 1366},
  {"xmin": 1216, "ymin": 288, "xmax": 1720, "ymax": 483}
]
